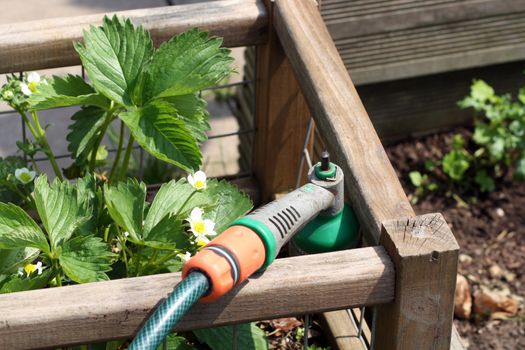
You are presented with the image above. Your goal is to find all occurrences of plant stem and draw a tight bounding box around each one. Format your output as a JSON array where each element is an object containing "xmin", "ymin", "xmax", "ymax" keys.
[
  {"xmin": 25, "ymin": 110, "xmax": 63, "ymax": 180},
  {"xmin": 121, "ymin": 244, "xmax": 129, "ymax": 274},
  {"xmin": 108, "ymin": 121, "xmax": 125, "ymax": 183},
  {"xmin": 118, "ymin": 134, "xmax": 135, "ymax": 181},
  {"xmin": 30, "ymin": 156, "xmax": 41, "ymax": 173},
  {"xmin": 30, "ymin": 111, "xmax": 62, "ymax": 177},
  {"xmin": 152, "ymin": 251, "xmax": 179, "ymax": 267},
  {"xmin": 134, "ymin": 244, "xmax": 142, "ymax": 276},
  {"xmin": 89, "ymin": 103, "xmax": 116, "ymax": 171}
]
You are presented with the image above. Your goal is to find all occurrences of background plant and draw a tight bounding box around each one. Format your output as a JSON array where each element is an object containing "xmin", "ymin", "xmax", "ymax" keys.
[{"xmin": 409, "ymin": 79, "xmax": 525, "ymax": 201}]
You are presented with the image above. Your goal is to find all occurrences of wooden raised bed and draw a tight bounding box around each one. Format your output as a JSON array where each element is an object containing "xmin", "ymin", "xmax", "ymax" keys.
[{"xmin": 0, "ymin": 1, "xmax": 463, "ymax": 349}]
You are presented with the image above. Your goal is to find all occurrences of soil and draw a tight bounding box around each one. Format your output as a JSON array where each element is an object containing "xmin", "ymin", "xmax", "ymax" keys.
[{"xmin": 385, "ymin": 128, "xmax": 525, "ymax": 349}]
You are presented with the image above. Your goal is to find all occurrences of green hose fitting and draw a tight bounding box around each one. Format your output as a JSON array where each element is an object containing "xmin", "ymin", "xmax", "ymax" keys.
[
  {"xmin": 128, "ymin": 272, "xmax": 209, "ymax": 350},
  {"xmin": 314, "ymin": 161, "xmax": 336, "ymax": 180}
]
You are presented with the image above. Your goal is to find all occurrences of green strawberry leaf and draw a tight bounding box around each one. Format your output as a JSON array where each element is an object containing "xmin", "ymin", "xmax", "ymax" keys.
[
  {"xmin": 162, "ymin": 94, "xmax": 210, "ymax": 142},
  {"xmin": 0, "ymin": 202, "xmax": 50, "ymax": 254},
  {"xmin": 143, "ymin": 178, "xmax": 213, "ymax": 236},
  {"xmin": 59, "ymin": 235, "xmax": 113, "ymax": 283},
  {"xmin": 194, "ymin": 323, "xmax": 268, "ymax": 350},
  {"xmin": 137, "ymin": 28, "xmax": 233, "ymax": 104},
  {"xmin": 28, "ymin": 75, "xmax": 109, "ymax": 110},
  {"xmin": 33, "ymin": 175, "xmax": 92, "ymax": 249},
  {"xmin": 119, "ymin": 100, "xmax": 201, "ymax": 172},
  {"xmin": 74, "ymin": 15, "xmax": 153, "ymax": 107},
  {"xmin": 204, "ymin": 179, "xmax": 252, "ymax": 234},
  {"xmin": 0, "ymin": 269, "xmax": 52, "ymax": 294},
  {"xmin": 0, "ymin": 247, "xmax": 39, "ymax": 274},
  {"xmin": 104, "ymin": 179, "xmax": 146, "ymax": 242},
  {"xmin": 156, "ymin": 334, "xmax": 196, "ymax": 350},
  {"xmin": 142, "ymin": 215, "xmax": 189, "ymax": 250},
  {"xmin": 75, "ymin": 175, "xmax": 101, "ymax": 235},
  {"xmin": 67, "ymin": 106, "xmax": 107, "ymax": 162}
]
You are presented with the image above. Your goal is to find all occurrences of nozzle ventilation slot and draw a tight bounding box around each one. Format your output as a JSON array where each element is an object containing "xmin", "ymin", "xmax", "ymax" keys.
[{"xmin": 268, "ymin": 206, "xmax": 301, "ymax": 239}]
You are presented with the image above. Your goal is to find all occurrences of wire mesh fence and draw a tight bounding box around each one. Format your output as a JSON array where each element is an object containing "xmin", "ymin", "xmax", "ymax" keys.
[{"xmin": 0, "ymin": 59, "xmax": 256, "ymax": 182}]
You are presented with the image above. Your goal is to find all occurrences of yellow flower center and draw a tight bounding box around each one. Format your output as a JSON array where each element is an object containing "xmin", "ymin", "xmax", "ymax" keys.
[
  {"xmin": 196, "ymin": 237, "xmax": 207, "ymax": 248},
  {"xmin": 24, "ymin": 264, "xmax": 36, "ymax": 275},
  {"xmin": 19, "ymin": 172, "xmax": 31, "ymax": 183},
  {"xmin": 28, "ymin": 81, "xmax": 38, "ymax": 92},
  {"xmin": 194, "ymin": 221, "xmax": 206, "ymax": 235},
  {"xmin": 194, "ymin": 180, "xmax": 204, "ymax": 189}
]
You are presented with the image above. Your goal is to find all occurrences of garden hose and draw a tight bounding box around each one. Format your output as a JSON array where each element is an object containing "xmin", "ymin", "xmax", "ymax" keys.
[
  {"xmin": 128, "ymin": 272, "xmax": 209, "ymax": 350},
  {"xmin": 129, "ymin": 155, "xmax": 360, "ymax": 349}
]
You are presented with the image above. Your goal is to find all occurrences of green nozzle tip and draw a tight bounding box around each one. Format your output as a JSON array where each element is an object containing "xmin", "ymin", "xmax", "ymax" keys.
[{"xmin": 315, "ymin": 161, "xmax": 337, "ymax": 180}]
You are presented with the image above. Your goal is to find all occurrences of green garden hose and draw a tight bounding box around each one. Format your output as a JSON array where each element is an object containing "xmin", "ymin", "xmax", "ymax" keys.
[{"xmin": 128, "ymin": 271, "xmax": 209, "ymax": 350}]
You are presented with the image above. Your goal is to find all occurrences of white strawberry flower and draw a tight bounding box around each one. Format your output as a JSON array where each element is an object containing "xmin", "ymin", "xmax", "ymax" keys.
[
  {"xmin": 18, "ymin": 262, "xmax": 45, "ymax": 277},
  {"xmin": 27, "ymin": 72, "xmax": 41, "ymax": 92},
  {"xmin": 187, "ymin": 207, "xmax": 216, "ymax": 247},
  {"xmin": 20, "ymin": 83, "xmax": 32, "ymax": 96},
  {"xmin": 194, "ymin": 235, "xmax": 210, "ymax": 248},
  {"xmin": 179, "ymin": 251, "xmax": 192, "ymax": 262},
  {"xmin": 15, "ymin": 167, "xmax": 36, "ymax": 184},
  {"xmin": 187, "ymin": 170, "xmax": 207, "ymax": 190}
]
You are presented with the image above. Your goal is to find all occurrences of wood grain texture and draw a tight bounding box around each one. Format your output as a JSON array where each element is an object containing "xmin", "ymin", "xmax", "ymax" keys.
[
  {"xmin": 273, "ymin": 0, "xmax": 414, "ymax": 243},
  {"xmin": 253, "ymin": 0, "xmax": 311, "ymax": 202},
  {"xmin": 374, "ymin": 213, "xmax": 459, "ymax": 350},
  {"xmin": 0, "ymin": 247, "xmax": 394, "ymax": 349},
  {"xmin": 0, "ymin": 0, "xmax": 268, "ymax": 74},
  {"xmin": 319, "ymin": 0, "xmax": 525, "ymax": 84},
  {"xmin": 321, "ymin": 309, "xmax": 368, "ymax": 350}
]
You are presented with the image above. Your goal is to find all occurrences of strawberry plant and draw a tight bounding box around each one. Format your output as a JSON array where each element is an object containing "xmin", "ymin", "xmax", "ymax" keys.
[{"xmin": 0, "ymin": 15, "xmax": 267, "ymax": 350}]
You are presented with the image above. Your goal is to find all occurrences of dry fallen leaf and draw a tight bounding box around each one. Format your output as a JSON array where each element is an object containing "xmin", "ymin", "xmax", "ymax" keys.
[
  {"xmin": 270, "ymin": 317, "xmax": 303, "ymax": 333},
  {"xmin": 455, "ymin": 274, "xmax": 472, "ymax": 319},
  {"xmin": 473, "ymin": 289, "xmax": 519, "ymax": 319}
]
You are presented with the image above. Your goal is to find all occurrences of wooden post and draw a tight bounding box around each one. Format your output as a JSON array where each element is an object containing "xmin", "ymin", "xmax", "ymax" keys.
[
  {"xmin": 254, "ymin": 0, "xmax": 312, "ymax": 202},
  {"xmin": 374, "ymin": 213, "xmax": 459, "ymax": 350}
]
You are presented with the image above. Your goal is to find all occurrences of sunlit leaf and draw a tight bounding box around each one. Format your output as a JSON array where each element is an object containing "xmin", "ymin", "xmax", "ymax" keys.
[
  {"xmin": 59, "ymin": 235, "xmax": 113, "ymax": 283},
  {"xmin": 74, "ymin": 15, "xmax": 153, "ymax": 106}
]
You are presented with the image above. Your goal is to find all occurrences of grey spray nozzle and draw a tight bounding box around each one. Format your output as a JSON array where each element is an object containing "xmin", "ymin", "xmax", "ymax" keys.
[
  {"xmin": 308, "ymin": 153, "xmax": 345, "ymax": 217},
  {"xmin": 242, "ymin": 155, "xmax": 345, "ymax": 255}
]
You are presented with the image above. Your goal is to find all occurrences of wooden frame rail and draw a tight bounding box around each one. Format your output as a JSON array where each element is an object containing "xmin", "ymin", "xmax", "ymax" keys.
[
  {"xmin": 0, "ymin": 248, "xmax": 394, "ymax": 349},
  {"xmin": 0, "ymin": 0, "xmax": 268, "ymax": 74}
]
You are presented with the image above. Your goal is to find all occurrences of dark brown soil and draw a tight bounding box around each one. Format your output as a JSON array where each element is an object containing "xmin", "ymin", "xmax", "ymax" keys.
[{"xmin": 386, "ymin": 129, "xmax": 525, "ymax": 349}]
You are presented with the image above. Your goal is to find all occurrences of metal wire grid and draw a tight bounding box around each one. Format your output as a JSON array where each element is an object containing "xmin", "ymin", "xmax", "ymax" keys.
[{"xmin": 0, "ymin": 65, "xmax": 257, "ymax": 179}]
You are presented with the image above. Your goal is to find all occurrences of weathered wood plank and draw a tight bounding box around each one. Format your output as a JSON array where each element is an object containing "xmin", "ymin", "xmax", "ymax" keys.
[
  {"xmin": 253, "ymin": 0, "xmax": 311, "ymax": 202},
  {"xmin": 319, "ymin": 0, "xmax": 525, "ymax": 84},
  {"xmin": 374, "ymin": 213, "xmax": 459, "ymax": 350},
  {"xmin": 322, "ymin": 0, "xmax": 525, "ymax": 39},
  {"xmin": 0, "ymin": 0, "xmax": 268, "ymax": 74},
  {"xmin": 321, "ymin": 310, "xmax": 368, "ymax": 350},
  {"xmin": 274, "ymin": 0, "xmax": 414, "ymax": 242},
  {"xmin": 0, "ymin": 247, "xmax": 394, "ymax": 349}
]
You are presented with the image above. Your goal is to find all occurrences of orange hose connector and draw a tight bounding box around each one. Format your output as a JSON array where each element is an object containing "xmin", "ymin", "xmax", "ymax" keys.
[{"xmin": 182, "ymin": 225, "xmax": 266, "ymax": 302}]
